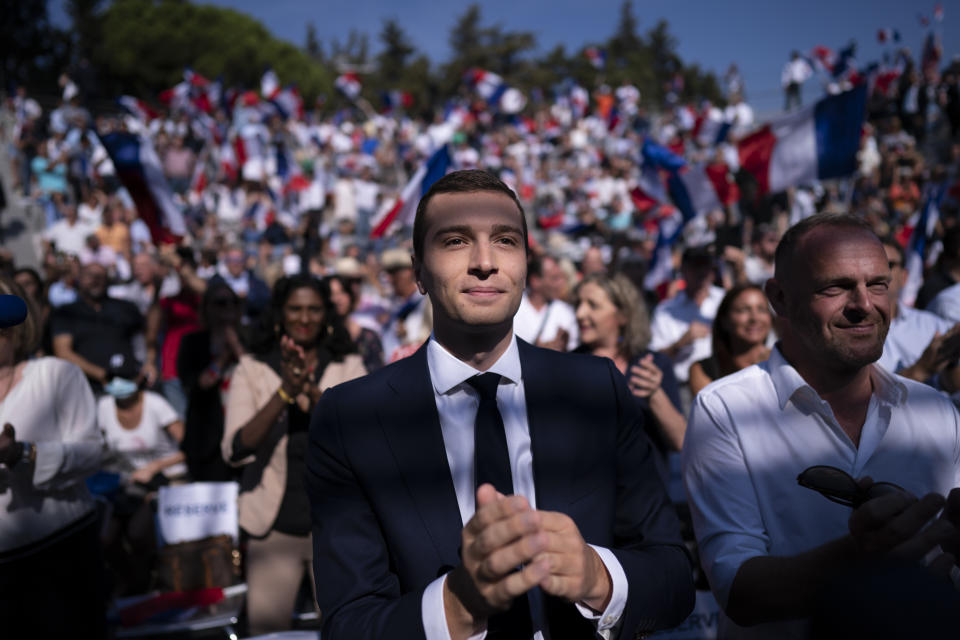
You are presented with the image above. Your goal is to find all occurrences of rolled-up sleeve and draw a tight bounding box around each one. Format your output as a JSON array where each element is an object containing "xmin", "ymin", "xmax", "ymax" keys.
[{"xmin": 682, "ymin": 390, "xmax": 768, "ymax": 608}]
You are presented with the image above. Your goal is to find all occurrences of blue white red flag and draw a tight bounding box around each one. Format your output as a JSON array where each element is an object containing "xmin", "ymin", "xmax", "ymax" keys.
[
  {"xmin": 737, "ymin": 85, "xmax": 867, "ymax": 194},
  {"xmin": 901, "ymin": 185, "xmax": 944, "ymax": 307},
  {"xmin": 261, "ymin": 68, "xmax": 280, "ymax": 99},
  {"xmin": 464, "ymin": 69, "xmax": 526, "ymax": 114},
  {"xmin": 584, "ymin": 47, "xmax": 607, "ymax": 70},
  {"xmin": 335, "ymin": 73, "xmax": 362, "ymax": 101},
  {"xmin": 99, "ymin": 131, "xmax": 186, "ymax": 243},
  {"xmin": 370, "ymin": 146, "xmax": 452, "ymax": 239},
  {"xmin": 118, "ymin": 96, "xmax": 157, "ymax": 123}
]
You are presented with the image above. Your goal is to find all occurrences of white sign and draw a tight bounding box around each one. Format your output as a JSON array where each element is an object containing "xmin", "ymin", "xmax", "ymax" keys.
[
  {"xmin": 156, "ymin": 482, "xmax": 239, "ymax": 545},
  {"xmin": 651, "ymin": 590, "xmax": 721, "ymax": 640}
]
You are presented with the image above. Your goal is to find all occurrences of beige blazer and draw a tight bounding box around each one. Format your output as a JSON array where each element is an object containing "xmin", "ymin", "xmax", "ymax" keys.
[{"xmin": 222, "ymin": 353, "xmax": 366, "ymax": 537}]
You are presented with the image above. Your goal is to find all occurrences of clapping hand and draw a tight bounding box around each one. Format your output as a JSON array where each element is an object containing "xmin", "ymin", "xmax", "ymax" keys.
[
  {"xmin": 628, "ymin": 353, "xmax": 663, "ymax": 400},
  {"xmin": 280, "ymin": 335, "xmax": 318, "ymax": 409},
  {"xmin": 0, "ymin": 423, "xmax": 18, "ymax": 467},
  {"xmin": 848, "ymin": 480, "xmax": 958, "ymax": 578}
]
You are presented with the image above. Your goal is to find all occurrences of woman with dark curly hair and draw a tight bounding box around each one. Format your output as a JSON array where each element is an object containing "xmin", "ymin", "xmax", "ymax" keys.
[{"xmin": 221, "ymin": 274, "xmax": 365, "ymax": 634}]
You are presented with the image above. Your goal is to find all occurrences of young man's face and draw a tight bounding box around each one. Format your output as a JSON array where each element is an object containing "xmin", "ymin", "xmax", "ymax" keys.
[{"xmin": 414, "ymin": 191, "xmax": 527, "ymax": 337}]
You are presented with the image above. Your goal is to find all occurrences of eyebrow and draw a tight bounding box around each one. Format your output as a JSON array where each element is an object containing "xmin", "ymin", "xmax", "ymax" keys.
[{"xmin": 432, "ymin": 224, "xmax": 523, "ymax": 237}]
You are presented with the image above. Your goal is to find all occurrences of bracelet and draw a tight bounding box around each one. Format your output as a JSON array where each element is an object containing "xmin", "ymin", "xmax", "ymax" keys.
[{"xmin": 276, "ymin": 386, "xmax": 296, "ymax": 405}]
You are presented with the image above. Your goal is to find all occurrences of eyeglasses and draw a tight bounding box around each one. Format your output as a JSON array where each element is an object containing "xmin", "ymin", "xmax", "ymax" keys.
[{"xmin": 797, "ymin": 465, "xmax": 908, "ymax": 508}]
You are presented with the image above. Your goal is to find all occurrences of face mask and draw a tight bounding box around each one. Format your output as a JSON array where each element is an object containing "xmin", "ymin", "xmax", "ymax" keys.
[{"xmin": 104, "ymin": 377, "xmax": 138, "ymax": 399}]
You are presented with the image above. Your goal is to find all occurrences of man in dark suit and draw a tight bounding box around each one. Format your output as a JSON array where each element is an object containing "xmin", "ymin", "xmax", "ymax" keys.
[{"xmin": 307, "ymin": 170, "xmax": 694, "ymax": 639}]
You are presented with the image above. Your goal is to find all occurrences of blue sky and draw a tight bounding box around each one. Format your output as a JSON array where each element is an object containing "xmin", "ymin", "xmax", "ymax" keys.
[{"xmin": 54, "ymin": 0, "xmax": 957, "ymax": 117}]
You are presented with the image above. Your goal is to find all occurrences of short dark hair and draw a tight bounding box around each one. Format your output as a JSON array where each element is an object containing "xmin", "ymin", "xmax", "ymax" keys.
[
  {"xmin": 879, "ymin": 236, "xmax": 905, "ymax": 266},
  {"xmin": 412, "ymin": 169, "xmax": 528, "ymax": 261},
  {"xmin": 774, "ymin": 213, "xmax": 876, "ymax": 282}
]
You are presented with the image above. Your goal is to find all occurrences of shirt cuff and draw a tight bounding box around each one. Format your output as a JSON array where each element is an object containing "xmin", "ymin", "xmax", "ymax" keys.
[
  {"xmin": 422, "ymin": 573, "xmax": 487, "ymax": 640},
  {"xmin": 574, "ymin": 544, "xmax": 628, "ymax": 632}
]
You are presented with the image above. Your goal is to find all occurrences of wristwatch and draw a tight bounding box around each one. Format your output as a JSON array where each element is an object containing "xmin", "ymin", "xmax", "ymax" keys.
[{"xmin": 20, "ymin": 442, "xmax": 36, "ymax": 466}]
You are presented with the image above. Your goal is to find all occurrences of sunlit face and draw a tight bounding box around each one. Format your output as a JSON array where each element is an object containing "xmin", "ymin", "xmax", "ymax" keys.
[
  {"xmin": 725, "ymin": 288, "xmax": 772, "ymax": 348},
  {"xmin": 414, "ymin": 192, "xmax": 527, "ymax": 338},
  {"xmin": 282, "ymin": 287, "xmax": 325, "ymax": 346},
  {"xmin": 328, "ymin": 278, "xmax": 352, "ymax": 318},
  {"xmin": 777, "ymin": 227, "xmax": 891, "ymax": 372},
  {"xmin": 575, "ymin": 281, "xmax": 624, "ymax": 350}
]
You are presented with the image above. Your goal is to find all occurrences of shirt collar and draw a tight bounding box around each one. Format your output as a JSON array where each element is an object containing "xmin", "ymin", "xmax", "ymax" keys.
[
  {"xmin": 427, "ymin": 333, "xmax": 522, "ymax": 395},
  {"xmin": 768, "ymin": 344, "xmax": 907, "ymax": 411}
]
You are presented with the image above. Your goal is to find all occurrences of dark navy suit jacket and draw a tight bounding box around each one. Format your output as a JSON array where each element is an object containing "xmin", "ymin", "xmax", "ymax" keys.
[{"xmin": 306, "ymin": 340, "xmax": 694, "ymax": 639}]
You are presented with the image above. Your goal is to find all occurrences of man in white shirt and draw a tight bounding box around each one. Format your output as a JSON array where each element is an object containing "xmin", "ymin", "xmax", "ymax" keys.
[
  {"xmin": 307, "ymin": 170, "xmax": 693, "ymax": 640},
  {"xmin": 683, "ymin": 213, "xmax": 960, "ymax": 639},
  {"xmin": 877, "ymin": 238, "xmax": 960, "ymax": 382},
  {"xmin": 42, "ymin": 202, "xmax": 96, "ymax": 257},
  {"xmin": 513, "ymin": 255, "xmax": 579, "ymax": 352},
  {"xmin": 649, "ymin": 246, "xmax": 725, "ymax": 384}
]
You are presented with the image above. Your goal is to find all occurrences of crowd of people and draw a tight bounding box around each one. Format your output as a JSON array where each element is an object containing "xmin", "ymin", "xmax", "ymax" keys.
[{"xmin": 2, "ymin": 37, "xmax": 960, "ymax": 638}]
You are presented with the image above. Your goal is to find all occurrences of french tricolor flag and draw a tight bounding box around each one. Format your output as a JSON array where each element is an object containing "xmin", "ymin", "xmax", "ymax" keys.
[
  {"xmin": 584, "ymin": 46, "xmax": 607, "ymax": 70},
  {"xmin": 118, "ymin": 96, "xmax": 158, "ymax": 123},
  {"xmin": 737, "ymin": 84, "xmax": 866, "ymax": 195},
  {"xmin": 370, "ymin": 146, "xmax": 452, "ymax": 239},
  {"xmin": 901, "ymin": 184, "xmax": 944, "ymax": 307},
  {"xmin": 464, "ymin": 69, "xmax": 526, "ymax": 114},
  {"xmin": 99, "ymin": 131, "xmax": 186, "ymax": 244},
  {"xmin": 335, "ymin": 73, "xmax": 362, "ymax": 101}
]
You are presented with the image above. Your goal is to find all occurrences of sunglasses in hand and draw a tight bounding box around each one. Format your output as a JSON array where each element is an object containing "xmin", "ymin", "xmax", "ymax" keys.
[{"xmin": 797, "ymin": 465, "xmax": 910, "ymax": 509}]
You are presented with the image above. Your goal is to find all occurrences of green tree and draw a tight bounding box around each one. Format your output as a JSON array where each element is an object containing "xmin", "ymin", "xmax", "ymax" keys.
[
  {"xmin": 377, "ymin": 19, "xmax": 415, "ymax": 82},
  {"xmin": 90, "ymin": 0, "xmax": 332, "ymax": 103},
  {"xmin": 1, "ymin": 0, "xmax": 70, "ymax": 92}
]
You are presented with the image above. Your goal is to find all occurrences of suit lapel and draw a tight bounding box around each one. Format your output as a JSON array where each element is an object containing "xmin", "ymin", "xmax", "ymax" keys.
[
  {"xmin": 519, "ymin": 340, "xmax": 577, "ymax": 512},
  {"xmin": 380, "ymin": 345, "xmax": 464, "ymax": 566}
]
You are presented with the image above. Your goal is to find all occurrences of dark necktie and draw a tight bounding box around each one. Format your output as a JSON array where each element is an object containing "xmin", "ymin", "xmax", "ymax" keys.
[
  {"xmin": 468, "ymin": 373, "xmax": 513, "ymax": 495},
  {"xmin": 467, "ymin": 373, "xmax": 533, "ymax": 639}
]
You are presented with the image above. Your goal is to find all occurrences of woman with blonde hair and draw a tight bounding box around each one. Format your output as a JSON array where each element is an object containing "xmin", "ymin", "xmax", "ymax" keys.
[
  {"xmin": 574, "ymin": 273, "xmax": 687, "ymax": 469},
  {"xmin": 0, "ymin": 279, "xmax": 105, "ymax": 636}
]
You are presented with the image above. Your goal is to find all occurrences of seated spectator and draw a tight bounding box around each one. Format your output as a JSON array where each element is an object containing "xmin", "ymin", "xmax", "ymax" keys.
[
  {"xmin": 683, "ymin": 214, "xmax": 960, "ymax": 638},
  {"xmin": 51, "ymin": 262, "xmax": 144, "ymax": 392},
  {"xmin": 877, "ymin": 238, "xmax": 960, "ymax": 384},
  {"xmin": 326, "ymin": 273, "xmax": 384, "ymax": 373},
  {"xmin": 209, "ymin": 246, "xmax": 270, "ymax": 325},
  {"xmin": 98, "ymin": 364, "xmax": 186, "ymax": 595},
  {"xmin": 650, "ymin": 245, "xmax": 726, "ymax": 386},
  {"xmin": 688, "ymin": 284, "xmax": 772, "ymax": 396},
  {"xmin": 573, "ymin": 272, "xmax": 686, "ymax": 473},
  {"xmin": 42, "ymin": 201, "xmax": 96, "ymax": 257},
  {"xmin": 0, "ymin": 281, "xmax": 105, "ymax": 636},
  {"xmin": 177, "ymin": 282, "xmax": 244, "ymax": 482},
  {"xmin": 513, "ymin": 254, "xmax": 579, "ymax": 351},
  {"xmin": 95, "ymin": 199, "xmax": 131, "ymax": 258}
]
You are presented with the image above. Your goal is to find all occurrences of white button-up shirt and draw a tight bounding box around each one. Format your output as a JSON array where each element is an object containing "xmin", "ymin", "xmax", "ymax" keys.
[
  {"xmin": 683, "ymin": 346, "xmax": 960, "ymax": 640},
  {"xmin": 878, "ymin": 303, "xmax": 954, "ymax": 374},
  {"xmin": 421, "ymin": 334, "xmax": 627, "ymax": 640},
  {"xmin": 649, "ymin": 286, "xmax": 725, "ymax": 383}
]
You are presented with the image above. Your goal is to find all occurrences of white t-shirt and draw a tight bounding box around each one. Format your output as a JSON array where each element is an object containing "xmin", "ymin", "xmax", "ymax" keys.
[
  {"xmin": 43, "ymin": 219, "xmax": 97, "ymax": 256},
  {"xmin": 98, "ymin": 390, "xmax": 185, "ymax": 478},
  {"xmin": 513, "ymin": 294, "xmax": 580, "ymax": 351}
]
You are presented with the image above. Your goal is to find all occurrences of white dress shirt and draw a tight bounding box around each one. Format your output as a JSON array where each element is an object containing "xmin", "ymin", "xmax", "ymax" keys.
[
  {"xmin": 878, "ymin": 303, "xmax": 954, "ymax": 374},
  {"xmin": 649, "ymin": 286, "xmax": 725, "ymax": 383},
  {"xmin": 683, "ymin": 346, "xmax": 960, "ymax": 640},
  {"xmin": 513, "ymin": 295, "xmax": 579, "ymax": 352},
  {"xmin": 927, "ymin": 282, "xmax": 960, "ymax": 324},
  {"xmin": 421, "ymin": 335, "xmax": 628, "ymax": 640}
]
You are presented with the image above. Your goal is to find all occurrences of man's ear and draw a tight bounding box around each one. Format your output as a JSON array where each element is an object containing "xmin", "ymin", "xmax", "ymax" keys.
[
  {"xmin": 412, "ymin": 256, "xmax": 426, "ymax": 295},
  {"xmin": 765, "ymin": 277, "xmax": 787, "ymax": 317}
]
